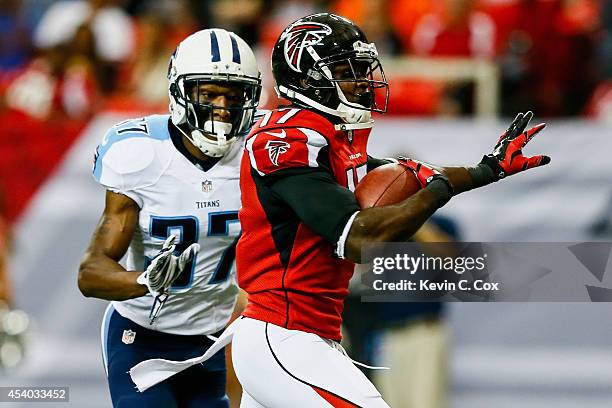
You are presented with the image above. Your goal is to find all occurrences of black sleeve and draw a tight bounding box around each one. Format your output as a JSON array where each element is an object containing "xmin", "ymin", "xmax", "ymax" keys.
[
  {"xmin": 367, "ymin": 155, "xmax": 393, "ymax": 172},
  {"xmin": 262, "ymin": 167, "xmax": 360, "ymax": 246}
]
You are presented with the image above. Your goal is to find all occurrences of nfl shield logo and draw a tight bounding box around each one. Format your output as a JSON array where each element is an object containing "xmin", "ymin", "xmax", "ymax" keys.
[
  {"xmin": 122, "ymin": 329, "xmax": 136, "ymax": 345},
  {"xmin": 202, "ymin": 180, "xmax": 213, "ymax": 193}
]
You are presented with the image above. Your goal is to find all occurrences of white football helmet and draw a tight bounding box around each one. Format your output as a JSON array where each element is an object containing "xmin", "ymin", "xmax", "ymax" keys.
[{"xmin": 168, "ymin": 29, "xmax": 261, "ymax": 157}]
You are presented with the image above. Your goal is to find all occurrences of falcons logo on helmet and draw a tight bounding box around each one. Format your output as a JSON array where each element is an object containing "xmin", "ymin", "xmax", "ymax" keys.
[
  {"xmin": 280, "ymin": 22, "xmax": 332, "ymax": 72},
  {"xmin": 265, "ymin": 140, "xmax": 290, "ymax": 166}
]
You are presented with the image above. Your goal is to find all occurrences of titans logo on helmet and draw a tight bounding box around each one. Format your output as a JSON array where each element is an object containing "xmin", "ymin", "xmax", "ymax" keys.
[
  {"xmin": 280, "ymin": 22, "xmax": 332, "ymax": 72},
  {"xmin": 265, "ymin": 140, "xmax": 290, "ymax": 166}
]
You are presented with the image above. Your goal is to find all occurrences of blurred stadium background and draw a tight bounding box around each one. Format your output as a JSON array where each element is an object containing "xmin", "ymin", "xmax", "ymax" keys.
[{"xmin": 0, "ymin": 0, "xmax": 611, "ymax": 407}]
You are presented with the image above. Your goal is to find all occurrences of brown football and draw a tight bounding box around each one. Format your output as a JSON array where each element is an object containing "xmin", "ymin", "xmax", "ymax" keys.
[{"xmin": 355, "ymin": 163, "xmax": 422, "ymax": 208}]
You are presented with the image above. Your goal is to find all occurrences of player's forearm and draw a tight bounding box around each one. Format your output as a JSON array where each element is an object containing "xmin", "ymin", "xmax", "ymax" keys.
[
  {"xmin": 78, "ymin": 253, "xmax": 146, "ymax": 300},
  {"xmin": 345, "ymin": 187, "xmax": 442, "ymax": 263},
  {"xmin": 441, "ymin": 164, "xmax": 495, "ymax": 194}
]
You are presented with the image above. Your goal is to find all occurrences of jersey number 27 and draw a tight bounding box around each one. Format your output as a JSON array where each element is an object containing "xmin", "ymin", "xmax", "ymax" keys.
[{"xmin": 148, "ymin": 212, "xmax": 239, "ymax": 289}]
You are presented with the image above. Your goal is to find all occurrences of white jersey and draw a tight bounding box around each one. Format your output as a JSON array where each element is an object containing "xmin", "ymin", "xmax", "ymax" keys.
[{"xmin": 93, "ymin": 114, "xmax": 241, "ymax": 335}]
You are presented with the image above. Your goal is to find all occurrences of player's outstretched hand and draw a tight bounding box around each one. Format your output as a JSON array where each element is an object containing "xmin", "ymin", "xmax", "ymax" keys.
[
  {"xmin": 480, "ymin": 111, "xmax": 550, "ymax": 181},
  {"xmin": 137, "ymin": 235, "xmax": 200, "ymax": 296}
]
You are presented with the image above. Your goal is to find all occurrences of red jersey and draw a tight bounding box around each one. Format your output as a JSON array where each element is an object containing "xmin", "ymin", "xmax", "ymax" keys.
[{"xmin": 237, "ymin": 108, "xmax": 371, "ymax": 340}]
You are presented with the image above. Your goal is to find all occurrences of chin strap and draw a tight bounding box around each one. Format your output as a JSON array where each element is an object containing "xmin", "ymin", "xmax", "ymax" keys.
[
  {"xmin": 175, "ymin": 121, "xmax": 235, "ymax": 158},
  {"xmin": 278, "ymin": 85, "xmax": 340, "ymax": 117},
  {"xmin": 203, "ymin": 120, "xmax": 232, "ymax": 143},
  {"xmin": 335, "ymin": 102, "xmax": 373, "ymax": 128},
  {"xmin": 277, "ymin": 85, "xmax": 374, "ymax": 130},
  {"xmin": 334, "ymin": 121, "xmax": 374, "ymax": 130}
]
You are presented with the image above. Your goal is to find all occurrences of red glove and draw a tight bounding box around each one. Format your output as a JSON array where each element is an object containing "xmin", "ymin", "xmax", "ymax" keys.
[
  {"xmin": 397, "ymin": 157, "xmax": 454, "ymax": 206},
  {"xmin": 482, "ymin": 111, "xmax": 550, "ymax": 180},
  {"xmin": 397, "ymin": 157, "xmax": 444, "ymax": 188}
]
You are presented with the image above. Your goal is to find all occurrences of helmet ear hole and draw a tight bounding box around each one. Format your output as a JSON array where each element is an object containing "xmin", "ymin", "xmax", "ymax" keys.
[
  {"xmin": 304, "ymin": 69, "xmax": 333, "ymax": 89},
  {"xmin": 306, "ymin": 68, "xmax": 323, "ymax": 82},
  {"xmin": 170, "ymin": 83, "xmax": 180, "ymax": 98}
]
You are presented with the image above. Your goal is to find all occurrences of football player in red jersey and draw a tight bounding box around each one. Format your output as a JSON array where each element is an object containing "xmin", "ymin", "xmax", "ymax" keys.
[{"xmin": 232, "ymin": 13, "xmax": 549, "ymax": 407}]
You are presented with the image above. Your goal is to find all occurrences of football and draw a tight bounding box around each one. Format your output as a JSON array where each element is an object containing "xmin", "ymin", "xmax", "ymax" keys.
[{"xmin": 354, "ymin": 163, "xmax": 421, "ymax": 208}]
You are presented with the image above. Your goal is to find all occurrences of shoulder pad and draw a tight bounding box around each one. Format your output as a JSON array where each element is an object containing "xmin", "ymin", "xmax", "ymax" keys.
[
  {"xmin": 93, "ymin": 116, "xmax": 172, "ymax": 191},
  {"xmin": 253, "ymin": 108, "xmax": 335, "ymax": 138},
  {"xmin": 245, "ymin": 125, "xmax": 328, "ymax": 176}
]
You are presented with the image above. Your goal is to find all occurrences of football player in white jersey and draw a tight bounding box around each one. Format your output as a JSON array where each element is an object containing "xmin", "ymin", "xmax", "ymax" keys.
[{"xmin": 78, "ymin": 28, "xmax": 261, "ymax": 407}]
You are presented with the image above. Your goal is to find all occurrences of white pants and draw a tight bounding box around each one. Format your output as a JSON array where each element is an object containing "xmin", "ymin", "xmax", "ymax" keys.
[{"xmin": 232, "ymin": 317, "xmax": 390, "ymax": 408}]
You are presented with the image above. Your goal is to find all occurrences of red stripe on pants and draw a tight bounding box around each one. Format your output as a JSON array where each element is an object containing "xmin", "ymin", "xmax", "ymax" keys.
[{"xmin": 312, "ymin": 386, "xmax": 360, "ymax": 407}]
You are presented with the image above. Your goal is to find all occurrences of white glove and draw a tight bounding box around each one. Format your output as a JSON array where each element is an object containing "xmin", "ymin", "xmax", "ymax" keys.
[
  {"xmin": 137, "ymin": 235, "xmax": 200, "ymax": 296},
  {"xmin": 136, "ymin": 235, "xmax": 199, "ymax": 324}
]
